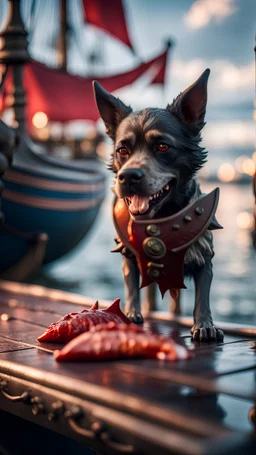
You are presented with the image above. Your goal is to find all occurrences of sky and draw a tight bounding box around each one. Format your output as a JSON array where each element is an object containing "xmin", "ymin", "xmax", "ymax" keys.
[
  {"xmin": 119, "ymin": 0, "xmax": 255, "ymax": 110},
  {"xmin": 66, "ymin": 0, "xmax": 255, "ymax": 111},
  {"xmin": 0, "ymin": 0, "xmax": 255, "ymax": 116}
]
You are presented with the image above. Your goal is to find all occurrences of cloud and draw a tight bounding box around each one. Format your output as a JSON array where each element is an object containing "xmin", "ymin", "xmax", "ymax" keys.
[
  {"xmin": 170, "ymin": 58, "xmax": 254, "ymax": 104},
  {"xmin": 184, "ymin": 0, "xmax": 237, "ymax": 29},
  {"xmin": 114, "ymin": 58, "xmax": 254, "ymax": 111},
  {"xmin": 218, "ymin": 61, "xmax": 255, "ymax": 91},
  {"xmin": 204, "ymin": 120, "xmax": 255, "ymax": 148}
]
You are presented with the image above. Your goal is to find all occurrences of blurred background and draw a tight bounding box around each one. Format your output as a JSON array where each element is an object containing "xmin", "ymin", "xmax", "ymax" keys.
[{"xmin": 0, "ymin": 0, "xmax": 255, "ymax": 324}]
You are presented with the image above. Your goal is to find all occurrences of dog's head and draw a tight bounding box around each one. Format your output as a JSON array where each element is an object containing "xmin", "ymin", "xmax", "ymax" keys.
[{"xmin": 93, "ymin": 69, "xmax": 210, "ymax": 219}]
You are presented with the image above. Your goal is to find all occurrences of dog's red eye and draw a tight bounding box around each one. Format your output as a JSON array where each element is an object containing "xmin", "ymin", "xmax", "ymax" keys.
[
  {"xmin": 117, "ymin": 146, "xmax": 129, "ymax": 156},
  {"xmin": 157, "ymin": 144, "xmax": 169, "ymax": 152}
]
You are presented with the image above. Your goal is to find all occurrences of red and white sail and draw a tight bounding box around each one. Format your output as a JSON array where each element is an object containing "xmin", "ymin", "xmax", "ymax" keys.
[
  {"xmin": 82, "ymin": 0, "xmax": 133, "ymax": 50},
  {"xmin": 1, "ymin": 47, "xmax": 169, "ymax": 129}
]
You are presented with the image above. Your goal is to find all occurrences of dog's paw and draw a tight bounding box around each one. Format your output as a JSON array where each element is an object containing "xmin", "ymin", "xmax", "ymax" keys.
[
  {"xmin": 126, "ymin": 309, "xmax": 144, "ymax": 324},
  {"xmin": 191, "ymin": 323, "xmax": 224, "ymax": 342}
]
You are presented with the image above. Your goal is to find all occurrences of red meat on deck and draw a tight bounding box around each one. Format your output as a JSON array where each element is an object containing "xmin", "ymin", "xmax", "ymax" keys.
[
  {"xmin": 38, "ymin": 299, "xmax": 130, "ymax": 343},
  {"xmin": 54, "ymin": 322, "xmax": 190, "ymax": 362}
]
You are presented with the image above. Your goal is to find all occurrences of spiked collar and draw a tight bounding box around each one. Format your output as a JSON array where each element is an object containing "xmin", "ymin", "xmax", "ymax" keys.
[{"xmin": 113, "ymin": 188, "xmax": 222, "ymax": 297}]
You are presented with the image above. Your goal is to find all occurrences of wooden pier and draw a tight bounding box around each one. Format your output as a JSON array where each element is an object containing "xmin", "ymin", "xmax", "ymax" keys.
[{"xmin": 0, "ymin": 280, "xmax": 255, "ymax": 454}]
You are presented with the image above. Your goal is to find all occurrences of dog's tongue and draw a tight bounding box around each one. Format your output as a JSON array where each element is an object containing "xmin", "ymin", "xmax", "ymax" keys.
[{"xmin": 129, "ymin": 194, "xmax": 149, "ymax": 214}]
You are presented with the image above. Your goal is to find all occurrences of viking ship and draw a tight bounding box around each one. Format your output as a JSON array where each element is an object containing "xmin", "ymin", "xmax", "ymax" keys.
[{"xmin": 0, "ymin": 0, "xmax": 170, "ymax": 279}]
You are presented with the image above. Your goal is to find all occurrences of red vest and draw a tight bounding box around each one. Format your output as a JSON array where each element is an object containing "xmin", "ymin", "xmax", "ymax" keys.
[{"xmin": 113, "ymin": 188, "xmax": 222, "ymax": 297}]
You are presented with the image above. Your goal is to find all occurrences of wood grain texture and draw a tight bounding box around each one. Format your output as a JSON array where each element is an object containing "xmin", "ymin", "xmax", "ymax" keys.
[
  {"xmin": 0, "ymin": 283, "xmax": 255, "ymax": 453},
  {"xmin": 0, "ymin": 336, "xmax": 33, "ymax": 353}
]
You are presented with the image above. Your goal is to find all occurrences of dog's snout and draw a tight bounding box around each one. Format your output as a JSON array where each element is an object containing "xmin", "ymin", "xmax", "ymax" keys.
[{"xmin": 118, "ymin": 168, "xmax": 144, "ymax": 185}]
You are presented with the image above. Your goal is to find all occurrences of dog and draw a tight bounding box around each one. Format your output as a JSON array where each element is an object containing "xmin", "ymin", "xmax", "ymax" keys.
[{"xmin": 93, "ymin": 69, "xmax": 224, "ymax": 342}]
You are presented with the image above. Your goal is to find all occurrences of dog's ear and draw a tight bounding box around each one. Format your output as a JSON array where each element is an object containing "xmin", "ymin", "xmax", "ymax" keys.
[
  {"xmin": 93, "ymin": 81, "xmax": 132, "ymax": 139},
  {"xmin": 167, "ymin": 69, "xmax": 210, "ymax": 135}
]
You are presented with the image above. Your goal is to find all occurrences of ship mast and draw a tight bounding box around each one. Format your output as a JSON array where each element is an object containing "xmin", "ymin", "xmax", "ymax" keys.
[
  {"xmin": 58, "ymin": 0, "xmax": 68, "ymax": 71},
  {"xmin": 0, "ymin": 0, "xmax": 29, "ymax": 134}
]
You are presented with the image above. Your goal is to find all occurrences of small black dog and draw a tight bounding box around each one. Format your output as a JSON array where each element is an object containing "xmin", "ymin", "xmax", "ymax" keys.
[{"xmin": 93, "ymin": 69, "xmax": 224, "ymax": 342}]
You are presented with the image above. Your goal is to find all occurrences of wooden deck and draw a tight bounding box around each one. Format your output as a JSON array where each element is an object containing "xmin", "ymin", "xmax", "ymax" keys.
[{"xmin": 0, "ymin": 280, "xmax": 255, "ymax": 454}]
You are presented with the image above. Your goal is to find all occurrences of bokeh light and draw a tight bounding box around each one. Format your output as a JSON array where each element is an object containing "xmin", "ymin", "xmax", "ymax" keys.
[
  {"xmin": 32, "ymin": 111, "xmax": 49, "ymax": 129},
  {"xmin": 217, "ymin": 163, "xmax": 236, "ymax": 182},
  {"xmin": 235, "ymin": 155, "xmax": 250, "ymax": 172},
  {"xmin": 236, "ymin": 211, "xmax": 254, "ymax": 229},
  {"xmin": 241, "ymin": 158, "xmax": 255, "ymax": 176}
]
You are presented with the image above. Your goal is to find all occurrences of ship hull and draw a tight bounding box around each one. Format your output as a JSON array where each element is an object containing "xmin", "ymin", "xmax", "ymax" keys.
[{"xmin": 0, "ymin": 135, "xmax": 106, "ymax": 273}]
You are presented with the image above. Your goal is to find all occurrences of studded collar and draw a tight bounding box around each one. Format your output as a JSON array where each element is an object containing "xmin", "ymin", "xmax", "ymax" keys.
[{"xmin": 113, "ymin": 188, "xmax": 222, "ymax": 297}]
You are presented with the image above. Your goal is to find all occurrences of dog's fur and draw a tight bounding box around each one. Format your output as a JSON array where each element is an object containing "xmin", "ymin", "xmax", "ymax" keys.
[{"xmin": 93, "ymin": 69, "xmax": 224, "ymax": 341}]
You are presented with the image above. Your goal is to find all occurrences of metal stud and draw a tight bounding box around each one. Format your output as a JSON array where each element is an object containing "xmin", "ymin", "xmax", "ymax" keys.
[
  {"xmin": 147, "ymin": 268, "xmax": 160, "ymax": 278},
  {"xmin": 184, "ymin": 215, "xmax": 192, "ymax": 222},
  {"xmin": 172, "ymin": 224, "xmax": 179, "ymax": 231},
  {"xmin": 195, "ymin": 207, "xmax": 204, "ymax": 215},
  {"xmin": 143, "ymin": 237, "xmax": 166, "ymax": 259},
  {"xmin": 146, "ymin": 224, "xmax": 160, "ymax": 236}
]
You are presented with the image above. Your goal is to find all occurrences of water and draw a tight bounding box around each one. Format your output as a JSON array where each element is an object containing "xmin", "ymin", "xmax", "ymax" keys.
[{"xmin": 35, "ymin": 177, "xmax": 256, "ymax": 326}]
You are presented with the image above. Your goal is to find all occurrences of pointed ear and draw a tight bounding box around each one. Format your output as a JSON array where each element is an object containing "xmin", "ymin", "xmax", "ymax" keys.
[
  {"xmin": 167, "ymin": 69, "xmax": 210, "ymax": 135},
  {"xmin": 93, "ymin": 81, "xmax": 132, "ymax": 139}
]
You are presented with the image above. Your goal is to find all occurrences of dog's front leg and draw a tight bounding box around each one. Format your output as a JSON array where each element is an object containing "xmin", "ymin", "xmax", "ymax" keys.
[
  {"xmin": 122, "ymin": 255, "xmax": 143, "ymax": 324},
  {"xmin": 191, "ymin": 255, "xmax": 224, "ymax": 341}
]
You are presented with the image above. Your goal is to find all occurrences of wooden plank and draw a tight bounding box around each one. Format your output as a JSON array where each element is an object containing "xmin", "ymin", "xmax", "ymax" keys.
[
  {"xmin": 148, "ymin": 313, "xmax": 256, "ymax": 338},
  {"xmin": 0, "ymin": 319, "xmax": 63, "ymax": 352},
  {"xmin": 0, "ymin": 295, "xmax": 92, "ymax": 318},
  {"xmin": 0, "ymin": 309, "xmax": 252, "ymax": 361},
  {"xmin": 0, "ymin": 336, "xmax": 34, "ymax": 353},
  {"xmin": 215, "ymin": 370, "xmax": 256, "ymax": 401},
  {"xmin": 0, "ymin": 280, "xmax": 106, "ymax": 307},
  {"xmin": 115, "ymin": 363, "xmax": 256, "ymax": 402},
  {"xmin": 0, "ymin": 299, "xmax": 248, "ymax": 346},
  {"xmin": 0, "ymin": 348, "xmax": 255, "ymax": 450},
  {"xmin": 116, "ymin": 340, "xmax": 256, "ymax": 380},
  {"xmin": 167, "ymin": 341, "xmax": 256, "ymax": 376},
  {"xmin": 0, "ymin": 302, "xmax": 63, "ymax": 327},
  {"xmin": 0, "ymin": 349, "xmax": 241, "ymax": 438},
  {"xmin": 0, "ymin": 343, "xmax": 255, "ymax": 402}
]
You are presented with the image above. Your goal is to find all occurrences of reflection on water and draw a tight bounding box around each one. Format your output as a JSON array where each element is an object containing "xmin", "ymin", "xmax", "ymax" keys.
[{"xmin": 39, "ymin": 179, "xmax": 256, "ymax": 326}]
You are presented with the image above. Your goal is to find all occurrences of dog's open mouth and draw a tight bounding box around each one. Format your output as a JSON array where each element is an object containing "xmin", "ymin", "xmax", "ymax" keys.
[{"xmin": 125, "ymin": 183, "xmax": 170, "ymax": 216}]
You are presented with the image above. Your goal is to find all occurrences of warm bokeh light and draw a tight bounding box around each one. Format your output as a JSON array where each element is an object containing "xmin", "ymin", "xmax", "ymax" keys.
[
  {"xmin": 32, "ymin": 111, "xmax": 49, "ymax": 129},
  {"xmin": 217, "ymin": 163, "xmax": 236, "ymax": 182},
  {"xmin": 241, "ymin": 158, "xmax": 255, "ymax": 176},
  {"xmin": 37, "ymin": 128, "xmax": 50, "ymax": 141},
  {"xmin": 236, "ymin": 211, "xmax": 254, "ymax": 229},
  {"xmin": 1, "ymin": 313, "xmax": 9, "ymax": 321},
  {"xmin": 235, "ymin": 155, "xmax": 250, "ymax": 172}
]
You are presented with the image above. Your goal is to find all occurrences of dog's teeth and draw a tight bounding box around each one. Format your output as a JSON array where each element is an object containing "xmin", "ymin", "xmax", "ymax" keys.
[{"xmin": 164, "ymin": 184, "xmax": 169, "ymax": 190}]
